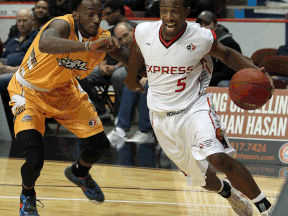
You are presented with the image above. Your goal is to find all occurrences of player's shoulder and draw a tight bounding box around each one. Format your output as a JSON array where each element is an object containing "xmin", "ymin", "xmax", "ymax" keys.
[
  {"xmin": 135, "ymin": 21, "xmax": 161, "ymax": 33},
  {"xmin": 186, "ymin": 22, "xmax": 214, "ymax": 40}
]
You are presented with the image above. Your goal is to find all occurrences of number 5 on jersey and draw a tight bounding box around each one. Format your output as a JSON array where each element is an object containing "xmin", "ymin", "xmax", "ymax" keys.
[{"xmin": 176, "ymin": 77, "xmax": 187, "ymax": 92}]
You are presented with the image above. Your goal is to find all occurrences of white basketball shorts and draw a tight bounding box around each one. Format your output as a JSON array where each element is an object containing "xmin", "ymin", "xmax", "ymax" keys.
[{"xmin": 149, "ymin": 93, "xmax": 237, "ymax": 186}]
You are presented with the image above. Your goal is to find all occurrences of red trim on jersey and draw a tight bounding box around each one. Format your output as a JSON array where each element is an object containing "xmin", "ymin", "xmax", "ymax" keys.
[
  {"xmin": 133, "ymin": 28, "xmax": 138, "ymax": 46},
  {"xmin": 211, "ymin": 30, "xmax": 217, "ymax": 40},
  {"xmin": 159, "ymin": 22, "xmax": 187, "ymax": 48},
  {"xmin": 205, "ymin": 65, "xmax": 212, "ymax": 75},
  {"xmin": 207, "ymin": 97, "xmax": 211, "ymax": 107},
  {"xmin": 208, "ymin": 111, "xmax": 216, "ymax": 130}
]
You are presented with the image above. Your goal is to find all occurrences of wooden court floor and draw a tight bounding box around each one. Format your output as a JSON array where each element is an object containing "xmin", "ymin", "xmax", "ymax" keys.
[{"xmin": 0, "ymin": 157, "xmax": 284, "ymax": 216}]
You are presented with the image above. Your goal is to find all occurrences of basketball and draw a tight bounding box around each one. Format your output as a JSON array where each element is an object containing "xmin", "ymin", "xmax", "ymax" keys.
[{"xmin": 229, "ymin": 68, "xmax": 273, "ymax": 110}]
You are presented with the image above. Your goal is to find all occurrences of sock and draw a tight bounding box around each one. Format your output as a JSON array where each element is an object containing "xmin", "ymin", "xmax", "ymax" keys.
[
  {"xmin": 218, "ymin": 180, "xmax": 232, "ymax": 198},
  {"xmin": 22, "ymin": 184, "xmax": 36, "ymax": 197},
  {"xmin": 251, "ymin": 192, "xmax": 272, "ymax": 213},
  {"xmin": 115, "ymin": 127, "xmax": 126, "ymax": 137},
  {"xmin": 71, "ymin": 161, "xmax": 91, "ymax": 178}
]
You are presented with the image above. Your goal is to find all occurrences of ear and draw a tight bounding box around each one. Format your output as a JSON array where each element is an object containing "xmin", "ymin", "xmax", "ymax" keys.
[
  {"xmin": 72, "ymin": 11, "xmax": 79, "ymax": 21},
  {"xmin": 185, "ymin": 7, "xmax": 191, "ymax": 17}
]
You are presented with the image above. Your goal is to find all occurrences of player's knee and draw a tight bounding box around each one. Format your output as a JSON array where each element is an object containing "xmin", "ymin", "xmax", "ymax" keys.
[
  {"xmin": 207, "ymin": 153, "xmax": 233, "ymax": 174},
  {"xmin": 80, "ymin": 131, "xmax": 110, "ymax": 163}
]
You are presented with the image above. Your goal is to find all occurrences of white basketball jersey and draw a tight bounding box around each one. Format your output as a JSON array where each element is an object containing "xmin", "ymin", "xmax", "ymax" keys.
[{"xmin": 134, "ymin": 21, "xmax": 215, "ymax": 113}]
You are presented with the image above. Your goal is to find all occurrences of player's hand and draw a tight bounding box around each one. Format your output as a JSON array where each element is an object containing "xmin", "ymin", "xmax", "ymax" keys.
[
  {"xmin": 260, "ymin": 67, "xmax": 274, "ymax": 99},
  {"xmin": 139, "ymin": 77, "xmax": 147, "ymax": 87},
  {"xmin": 0, "ymin": 66, "xmax": 17, "ymax": 75},
  {"xmin": 102, "ymin": 65, "xmax": 115, "ymax": 76},
  {"xmin": 90, "ymin": 37, "xmax": 120, "ymax": 53},
  {"xmin": 124, "ymin": 77, "xmax": 145, "ymax": 93}
]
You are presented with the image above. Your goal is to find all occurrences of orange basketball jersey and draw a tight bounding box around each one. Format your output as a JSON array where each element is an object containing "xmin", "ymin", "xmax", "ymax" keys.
[{"xmin": 9, "ymin": 14, "xmax": 110, "ymax": 90}]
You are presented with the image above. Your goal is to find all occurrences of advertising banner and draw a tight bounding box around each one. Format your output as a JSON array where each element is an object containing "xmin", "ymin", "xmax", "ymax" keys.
[{"xmin": 207, "ymin": 87, "xmax": 288, "ymax": 165}]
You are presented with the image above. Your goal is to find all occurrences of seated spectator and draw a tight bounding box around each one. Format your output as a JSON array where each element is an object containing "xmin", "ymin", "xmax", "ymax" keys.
[
  {"xmin": 33, "ymin": 0, "xmax": 52, "ymax": 30},
  {"xmin": 80, "ymin": 0, "xmax": 138, "ymax": 119},
  {"xmin": 196, "ymin": 11, "xmax": 242, "ymax": 87},
  {"xmin": 48, "ymin": 0, "xmax": 70, "ymax": 17},
  {"xmin": 277, "ymin": 45, "xmax": 288, "ymax": 56},
  {"xmin": 107, "ymin": 22, "xmax": 155, "ymax": 149},
  {"xmin": 106, "ymin": 0, "xmax": 135, "ymax": 17},
  {"xmin": 4, "ymin": 0, "xmax": 51, "ymax": 45},
  {"xmin": 0, "ymin": 8, "xmax": 38, "ymax": 137}
]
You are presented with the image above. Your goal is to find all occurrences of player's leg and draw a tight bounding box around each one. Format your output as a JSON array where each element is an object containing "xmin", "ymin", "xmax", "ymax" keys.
[
  {"xmin": 13, "ymin": 105, "xmax": 46, "ymax": 216},
  {"xmin": 190, "ymin": 93, "xmax": 273, "ymax": 215},
  {"xmin": 59, "ymin": 84, "xmax": 110, "ymax": 203},
  {"xmin": 64, "ymin": 131, "xmax": 110, "ymax": 203},
  {"xmin": 207, "ymin": 153, "xmax": 273, "ymax": 215}
]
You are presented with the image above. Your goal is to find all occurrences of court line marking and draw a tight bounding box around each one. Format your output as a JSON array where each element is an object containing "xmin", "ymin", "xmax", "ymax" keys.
[{"xmin": 0, "ymin": 196, "xmax": 232, "ymax": 208}]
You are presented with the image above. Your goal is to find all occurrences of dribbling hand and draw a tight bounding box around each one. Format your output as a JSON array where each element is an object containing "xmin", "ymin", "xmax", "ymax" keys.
[
  {"xmin": 90, "ymin": 37, "xmax": 120, "ymax": 53},
  {"xmin": 124, "ymin": 77, "xmax": 145, "ymax": 93},
  {"xmin": 260, "ymin": 67, "xmax": 274, "ymax": 99}
]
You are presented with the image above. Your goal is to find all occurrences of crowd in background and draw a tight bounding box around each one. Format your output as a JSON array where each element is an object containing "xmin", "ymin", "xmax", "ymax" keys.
[{"xmin": 0, "ymin": 0, "xmax": 287, "ymax": 152}]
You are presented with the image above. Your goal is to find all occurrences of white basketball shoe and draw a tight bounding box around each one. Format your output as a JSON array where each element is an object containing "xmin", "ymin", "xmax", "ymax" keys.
[
  {"xmin": 260, "ymin": 206, "xmax": 274, "ymax": 215},
  {"xmin": 222, "ymin": 179, "xmax": 253, "ymax": 216}
]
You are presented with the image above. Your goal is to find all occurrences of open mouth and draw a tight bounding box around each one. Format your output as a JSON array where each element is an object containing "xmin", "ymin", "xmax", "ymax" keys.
[{"xmin": 165, "ymin": 23, "xmax": 176, "ymax": 28}]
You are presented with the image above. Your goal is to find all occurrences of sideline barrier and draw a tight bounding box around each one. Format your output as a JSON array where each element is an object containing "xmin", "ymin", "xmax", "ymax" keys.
[{"xmin": 207, "ymin": 87, "xmax": 288, "ymax": 165}]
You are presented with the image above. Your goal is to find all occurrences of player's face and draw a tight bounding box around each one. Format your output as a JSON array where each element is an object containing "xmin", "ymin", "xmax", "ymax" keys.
[
  {"xmin": 74, "ymin": 0, "xmax": 103, "ymax": 38},
  {"xmin": 34, "ymin": 0, "xmax": 50, "ymax": 19},
  {"xmin": 114, "ymin": 28, "xmax": 133, "ymax": 49},
  {"xmin": 160, "ymin": 0, "xmax": 190, "ymax": 39}
]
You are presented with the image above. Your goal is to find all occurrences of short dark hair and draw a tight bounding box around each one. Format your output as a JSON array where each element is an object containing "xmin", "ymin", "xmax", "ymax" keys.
[
  {"xmin": 104, "ymin": 0, "xmax": 125, "ymax": 16},
  {"xmin": 183, "ymin": 0, "xmax": 190, "ymax": 9},
  {"xmin": 69, "ymin": 0, "xmax": 83, "ymax": 12},
  {"xmin": 159, "ymin": 0, "xmax": 190, "ymax": 9}
]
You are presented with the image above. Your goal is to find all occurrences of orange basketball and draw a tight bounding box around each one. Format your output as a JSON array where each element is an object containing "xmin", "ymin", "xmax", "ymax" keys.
[{"xmin": 229, "ymin": 68, "xmax": 273, "ymax": 110}]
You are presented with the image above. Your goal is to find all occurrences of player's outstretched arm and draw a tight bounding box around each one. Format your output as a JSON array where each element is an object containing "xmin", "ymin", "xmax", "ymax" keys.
[
  {"xmin": 208, "ymin": 40, "xmax": 274, "ymax": 95},
  {"xmin": 39, "ymin": 19, "xmax": 86, "ymax": 54},
  {"xmin": 107, "ymin": 43, "xmax": 129, "ymax": 67},
  {"xmin": 209, "ymin": 40, "xmax": 259, "ymax": 72},
  {"xmin": 125, "ymin": 40, "xmax": 145, "ymax": 93},
  {"xmin": 39, "ymin": 19, "xmax": 121, "ymax": 55}
]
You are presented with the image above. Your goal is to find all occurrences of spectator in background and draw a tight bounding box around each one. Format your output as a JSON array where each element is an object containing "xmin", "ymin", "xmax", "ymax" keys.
[
  {"xmin": 0, "ymin": 8, "xmax": 38, "ymax": 138},
  {"xmin": 80, "ymin": 0, "xmax": 138, "ymax": 121},
  {"xmin": 33, "ymin": 0, "xmax": 52, "ymax": 29},
  {"xmin": 107, "ymin": 22, "xmax": 155, "ymax": 149},
  {"xmin": 4, "ymin": 0, "xmax": 51, "ymax": 45},
  {"xmin": 48, "ymin": 0, "xmax": 70, "ymax": 17},
  {"xmin": 196, "ymin": 11, "xmax": 242, "ymax": 87},
  {"xmin": 106, "ymin": 0, "xmax": 135, "ymax": 17},
  {"xmin": 277, "ymin": 45, "xmax": 288, "ymax": 56}
]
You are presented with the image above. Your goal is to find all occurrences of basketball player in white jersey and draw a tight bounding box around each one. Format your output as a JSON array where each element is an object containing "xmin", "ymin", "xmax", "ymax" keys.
[{"xmin": 125, "ymin": 0, "xmax": 274, "ymax": 215}]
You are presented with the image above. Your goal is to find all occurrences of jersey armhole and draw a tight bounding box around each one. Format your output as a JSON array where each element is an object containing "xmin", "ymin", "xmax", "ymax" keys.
[{"xmin": 133, "ymin": 28, "xmax": 138, "ymax": 46}]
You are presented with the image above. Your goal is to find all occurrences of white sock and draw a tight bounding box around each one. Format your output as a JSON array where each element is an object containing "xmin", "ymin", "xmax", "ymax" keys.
[
  {"xmin": 251, "ymin": 192, "xmax": 266, "ymax": 203},
  {"xmin": 217, "ymin": 179, "xmax": 225, "ymax": 193},
  {"xmin": 115, "ymin": 127, "xmax": 126, "ymax": 137}
]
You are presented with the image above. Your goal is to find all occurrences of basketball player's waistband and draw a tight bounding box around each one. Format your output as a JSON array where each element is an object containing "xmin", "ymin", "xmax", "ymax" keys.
[
  {"xmin": 16, "ymin": 69, "xmax": 52, "ymax": 92},
  {"xmin": 152, "ymin": 101, "xmax": 195, "ymax": 117}
]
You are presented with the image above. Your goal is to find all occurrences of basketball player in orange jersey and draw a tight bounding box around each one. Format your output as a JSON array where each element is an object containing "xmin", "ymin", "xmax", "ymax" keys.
[
  {"xmin": 125, "ymin": 0, "xmax": 274, "ymax": 215},
  {"xmin": 7, "ymin": 0, "xmax": 129, "ymax": 215}
]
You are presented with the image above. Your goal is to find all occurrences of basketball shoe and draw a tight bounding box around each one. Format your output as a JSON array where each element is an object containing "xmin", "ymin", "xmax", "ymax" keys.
[
  {"xmin": 222, "ymin": 179, "xmax": 253, "ymax": 216},
  {"xmin": 20, "ymin": 193, "xmax": 42, "ymax": 216},
  {"xmin": 64, "ymin": 165, "xmax": 104, "ymax": 203},
  {"xmin": 107, "ymin": 128, "xmax": 127, "ymax": 149},
  {"xmin": 260, "ymin": 206, "xmax": 274, "ymax": 215}
]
